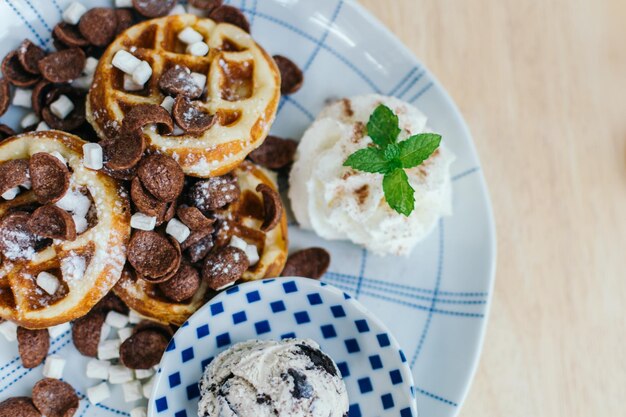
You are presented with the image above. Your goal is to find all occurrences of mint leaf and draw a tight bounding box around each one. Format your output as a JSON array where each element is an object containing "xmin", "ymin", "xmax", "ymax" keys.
[
  {"xmin": 367, "ymin": 104, "xmax": 401, "ymax": 147},
  {"xmin": 344, "ymin": 147, "xmax": 391, "ymax": 173},
  {"xmin": 382, "ymin": 168, "xmax": 415, "ymax": 216},
  {"xmin": 397, "ymin": 133, "xmax": 441, "ymax": 169}
]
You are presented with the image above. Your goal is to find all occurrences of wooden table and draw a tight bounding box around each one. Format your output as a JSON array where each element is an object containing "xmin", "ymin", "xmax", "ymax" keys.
[{"xmin": 360, "ymin": 0, "xmax": 626, "ymax": 415}]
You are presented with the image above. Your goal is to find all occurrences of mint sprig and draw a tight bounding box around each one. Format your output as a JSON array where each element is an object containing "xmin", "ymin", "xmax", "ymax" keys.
[{"xmin": 343, "ymin": 104, "xmax": 441, "ymax": 216}]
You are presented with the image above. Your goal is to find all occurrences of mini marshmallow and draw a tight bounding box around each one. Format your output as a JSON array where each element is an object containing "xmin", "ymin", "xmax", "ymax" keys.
[
  {"xmin": 168, "ymin": 4, "xmax": 187, "ymax": 15},
  {"xmin": 112, "ymin": 50, "xmax": 142, "ymax": 74},
  {"xmin": 0, "ymin": 320, "xmax": 18, "ymax": 342},
  {"xmin": 50, "ymin": 95, "xmax": 75, "ymax": 120},
  {"xmin": 134, "ymin": 368, "xmax": 154, "ymax": 380},
  {"xmin": 100, "ymin": 323, "xmax": 112, "ymax": 341},
  {"xmin": 109, "ymin": 364, "xmax": 134, "ymax": 384},
  {"xmin": 37, "ymin": 271, "xmax": 60, "ymax": 295},
  {"xmin": 190, "ymin": 72, "xmax": 207, "ymax": 91},
  {"xmin": 87, "ymin": 382, "xmax": 111, "ymax": 405},
  {"xmin": 178, "ymin": 27, "xmax": 203, "ymax": 44},
  {"xmin": 115, "ymin": 0, "xmax": 133, "ymax": 8},
  {"xmin": 12, "ymin": 88, "xmax": 32, "ymax": 108},
  {"xmin": 160, "ymin": 96, "xmax": 175, "ymax": 113},
  {"xmin": 166, "ymin": 218, "xmax": 191, "ymax": 244},
  {"xmin": 83, "ymin": 143, "xmax": 103, "ymax": 170},
  {"xmin": 130, "ymin": 407, "xmax": 147, "ymax": 417},
  {"xmin": 86, "ymin": 359, "xmax": 111, "ymax": 380},
  {"xmin": 73, "ymin": 215, "xmax": 88, "ymax": 234},
  {"xmin": 105, "ymin": 310, "xmax": 129, "ymax": 329},
  {"xmin": 245, "ymin": 243, "xmax": 260, "ymax": 266},
  {"xmin": 128, "ymin": 309, "xmax": 143, "ymax": 324},
  {"xmin": 130, "ymin": 212, "xmax": 157, "ymax": 231},
  {"xmin": 2, "ymin": 187, "xmax": 20, "ymax": 201},
  {"xmin": 42, "ymin": 355, "xmax": 66, "ymax": 379},
  {"xmin": 20, "ymin": 180, "xmax": 31, "ymax": 190},
  {"xmin": 229, "ymin": 236, "xmax": 247, "ymax": 251},
  {"xmin": 56, "ymin": 189, "xmax": 91, "ymax": 217},
  {"xmin": 36, "ymin": 121, "xmax": 50, "ymax": 131},
  {"xmin": 20, "ymin": 112, "xmax": 39, "ymax": 129},
  {"xmin": 142, "ymin": 376, "xmax": 155, "ymax": 399},
  {"xmin": 84, "ymin": 57, "xmax": 99, "ymax": 75},
  {"xmin": 186, "ymin": 4, "xmax": 205, "ymax": 16},
  {"xmin": 62, "ymin": 2, "xmax": 87, "ymax": 25},
  {"xmin": 50, "ymin": 151, "xmax": 67, "ymax": 165},
  {"xmin": 72, "ymin": 75, "xmax": 93, "ymax": 90},
  {"xmin": 123, "ymin": 380, "xmax": 143, "ymax": 402},
  {"xmin": 172, "ymin": 124, "xmax": 185, "ymax": 136},
  {"xmin": 132, "ymin": 61, "xmax": 152, "ymax": 85},
  {"xmin": 117, "ymin": 326, "xmax": 133, "ymax": 342},
  {"xmin": 124, "ymin": 74, "xmax": 144, "ymax": 91},
  {"xmin": 48, "ymin": 322, "xmax": 71, "ymax": 339},
  {"xmin": 98, "ymin": 338, "xmax": 121, "ymax": 360},
  {"xmin": 187, "ymin": 41, "xmax": 209, "ymax": 57}
]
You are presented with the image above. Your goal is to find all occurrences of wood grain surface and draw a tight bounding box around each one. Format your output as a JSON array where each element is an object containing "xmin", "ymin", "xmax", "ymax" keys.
[{"xmin": 359, "ymin": 0, "xmax": 626, "ymax": 415}]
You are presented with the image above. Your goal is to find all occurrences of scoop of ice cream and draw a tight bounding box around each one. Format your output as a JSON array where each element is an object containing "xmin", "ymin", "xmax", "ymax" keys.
[
  {"xmin": 198, "ymin": 339, "xmax": 348, "ymax": 417},
  {"xmin": 289, "ymin": 94, "xmax": 455, "ymax": 256}
]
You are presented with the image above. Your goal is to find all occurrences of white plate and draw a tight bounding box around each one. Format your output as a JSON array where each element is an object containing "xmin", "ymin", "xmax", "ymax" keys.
[
  {"xmin": 150, "ymin": 278, "xmax": 417, "ymax": 417},
  {"xmin": 0, "ymin": 1, "xmax": 496, "ymax": 417}
]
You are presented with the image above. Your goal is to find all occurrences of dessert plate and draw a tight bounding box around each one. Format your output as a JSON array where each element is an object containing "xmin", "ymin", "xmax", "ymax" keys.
[
  {"xmin": 0, "ymin": 1, "xmax": 496, "ymax": 416},
  {"xmin": 150, "ymin": 278, "xmax": 417, "ymax": 417}
]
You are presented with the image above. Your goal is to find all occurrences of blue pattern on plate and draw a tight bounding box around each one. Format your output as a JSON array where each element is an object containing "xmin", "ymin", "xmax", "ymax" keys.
[
  {"xmin": 0, "ymin": 1, "xmax": 496, "ymax": 416},
  {"xmin": 150, "ymin": 278, "xmax": 417, "ymax": 417}
]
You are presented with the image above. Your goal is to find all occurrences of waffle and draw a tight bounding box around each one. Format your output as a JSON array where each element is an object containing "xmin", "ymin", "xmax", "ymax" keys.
[
  {"xmin": 0, "ymin": 131, "xmax": 130, "ymax": 329},
  {"xmin": 87, "ymin": 14, "xmax": 281, "ymax": 178},
  {"xmin": 113, "ymin": 161, "xmax": 288, "ymax": 325}
]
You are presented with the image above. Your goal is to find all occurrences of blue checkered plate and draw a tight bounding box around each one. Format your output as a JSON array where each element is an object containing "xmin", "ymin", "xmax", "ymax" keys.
[
  {"xmin": 0, "ymin": 1, "xmax": 496, "ymax": 416},
  {"xmin": 149, "ymin": 278, "xmax": 417, "ymax": 417}
]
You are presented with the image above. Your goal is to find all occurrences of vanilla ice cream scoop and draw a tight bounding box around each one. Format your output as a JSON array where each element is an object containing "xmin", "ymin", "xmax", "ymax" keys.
[
  {"xmin": 289, "ymin": 94, "xmax": 455, "ymax": 256},
  {"xmin": 198, "ymin": 339, "xmax": 348, "ymax": 417}
]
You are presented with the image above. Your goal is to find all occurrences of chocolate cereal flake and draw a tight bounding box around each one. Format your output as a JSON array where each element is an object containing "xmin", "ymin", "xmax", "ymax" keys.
[
  {"xmin": 273, "ymin": 55, "xmax": 304, "ymax": 95},
  {"xmin": 0, "ymin": 397, "xmax": 41, "ymax": 417},
  {"xmin": 158, "ymin": 65, "xmax": 203, "ymax": 99},
  {"xmin": 17, "ymin": 327, "xmax": 50, "ymax": 369},
  {"xmin": 137, "ymin": 154, "xmax": 185, "ymax": 202},
  {"xmin": 32, "ymin": 378, "xmax": 78, "ymax": 417},
  {"xmin": 17, "ymin": 40, "xmax": 46, "ymax": 75},
  {"xmin": 71, "ymin": 310, "xmax": 106, "ymax": 357},
  {"xmin": 132, "ymin": 0, "xmax": 178, "ymax": 18},
  {"xmin": 78, "ymin": 8, "xmax": 118, "ymax": 47},
  {"xmin": 177, "ymin": 206, "xmax": 214, "ymax": 231},
  {"xmin": 280, "ymin": 247, "xmax": 331, "ymax": 279},
  {"xmin": 123, "ymin": 104, "xmax": 174, "ymax": 135},
  {"xmin": 0, "ymin": 159, "xmax": 29, "ymax": 196},
  {"xmin": 115, "ymin": 8, "xmax": 136, "ymax": 35},
  {"xmin": 189, "ymin": 0, "xmax": 223, "ymax": 11},
  {"xmin": 256, "ymin": 183, "xmax": 283, "ymax": 232},
  {"xmin": 93, "ymin": 291, "xmax": 130, "ymax": 315},
  {"xmin": 186, "ymin": 233, "xmax": 213, "ymax": 263},
  {"xmin": 52, "ymin": 23, "xmax": 90, "ymax": 48},
  {"xmin": 210, "ymin": 5, "xmax": 250, "ymax": 33},
  {"xmin": 28, "ymin": 205, "xmax": 77, "ymax": 241},
  {"xmin": 188, "ymin": 174, "xmax": 240, "ymax": 212},
  {"xmin": 0, "ymin": 78, "xmax": 10, "ymax": 117},
  {"xmin": 38, "ymin": 48, "xmax": 86, "ymax": 83},
  {"xmin": 128, "ymin": 231, "xmax": 182, "ymax": 282},
  {"xmin": 2, "ymin": 50, "xmax": 40, "ymax": 87},
  {"xmin": 131, "ymin": 320, "xmax": 174, "ymax": 338},
  {"xmin": 42, "ymin": 86, "xmax": 86, "ymax": 131},
  {"xmin": 248, "ymin": 135, "xmax": 298, "ymax": 170},
  {"xmin": 31, "ymin": 80, "xmax": 54, "ymax": 117},
  {"xmin": 172, "ymin": 96, "xmax": 216, "ymax": 134},
  {"xmin": 203, "ymin": 246, "xmax": 249, "ymax": 290},
  {"xmin": 158, "ymin": 263, "xmax": 200, "ymax": 302},
  {"xmin": 130, "ymin": 176, "xmax": 169, "ymax": 218},
  {"xmin": 104, "ymin": 131, "xmax": 145, "ymax": 171},
  {"xmin": 0, "ymin": 124, "xmax": 16, "ymax": 140},
  {"xmin": 119, "ymin": 329, "xmax": 170, "ymax": 369},
  {"xmin": 29, "ymin": 153, "xmax": 70, "ymax": 204}
]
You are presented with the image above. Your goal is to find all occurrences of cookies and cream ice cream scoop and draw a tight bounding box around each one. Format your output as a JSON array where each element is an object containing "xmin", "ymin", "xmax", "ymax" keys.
[
  {"xmin": 289, "ymin": 94, "xmax": 455, "ymax": 256},
  {"xmin": 198, "ymin": 339, "xmax": 348, "ymax": 417}
]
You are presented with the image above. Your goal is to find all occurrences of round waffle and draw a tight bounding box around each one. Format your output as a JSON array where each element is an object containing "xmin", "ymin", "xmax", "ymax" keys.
[
  {"xmin": 0, "ymin": 131, "xmax": 130, "ymax": 329},
  {"xmin": 87, "ymin": 14, "xmax": 281, "ymax": 178},
  {"xmin": 114, "ymin": 162, "xmax": 288, "ymax": 325}
]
